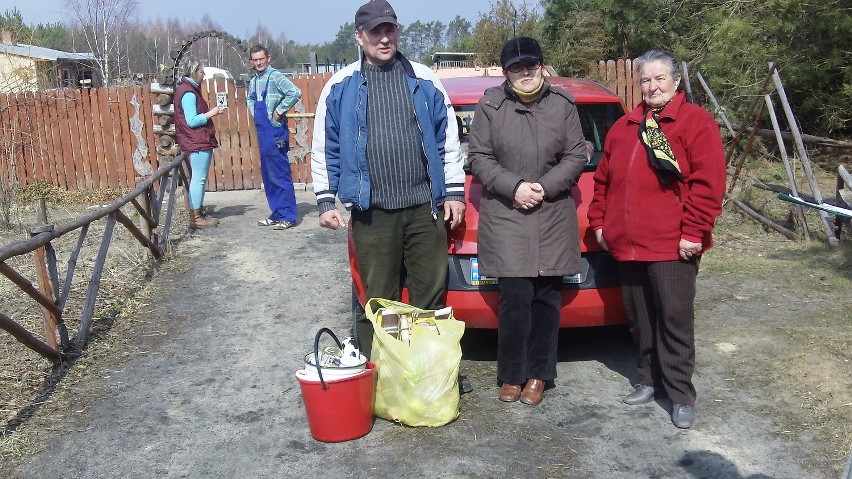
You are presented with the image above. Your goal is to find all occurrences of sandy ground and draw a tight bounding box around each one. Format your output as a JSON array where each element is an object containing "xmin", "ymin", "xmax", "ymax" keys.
[{"xmin": 4, "ymin": 188, "xmax": 849, "ymax": 478}]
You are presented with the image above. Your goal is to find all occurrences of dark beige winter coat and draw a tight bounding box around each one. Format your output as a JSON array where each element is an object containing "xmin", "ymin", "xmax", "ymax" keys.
[{"xmin": 468, "ymin": 80, "xmax": 587, "ymax": 278}]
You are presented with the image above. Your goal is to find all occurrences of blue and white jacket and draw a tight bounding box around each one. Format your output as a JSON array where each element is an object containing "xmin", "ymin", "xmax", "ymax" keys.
[{"xmin": 311, "ymin": 53, "xmax": 465, "ymax": 216}]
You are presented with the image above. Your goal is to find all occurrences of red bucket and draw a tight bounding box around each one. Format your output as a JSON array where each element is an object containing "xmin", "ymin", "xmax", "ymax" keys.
[{"xmin": 296, "ymin": 361, "xmax": 376, "ymax": 442}]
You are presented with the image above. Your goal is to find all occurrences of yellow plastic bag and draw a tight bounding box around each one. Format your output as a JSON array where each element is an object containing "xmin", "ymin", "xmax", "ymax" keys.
[{"xmin": 366, "ymin": 298, "xmax": 465, "ymax": 427}]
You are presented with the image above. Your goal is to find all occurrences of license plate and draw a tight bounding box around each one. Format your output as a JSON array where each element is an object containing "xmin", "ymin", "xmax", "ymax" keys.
[
  {"xmin": 470, "ymin": 258, "xmax": 497, "ymax": 285},
  {"xmin": 470, "ymin": 258, "xmax": 585, "ymax": 285}
]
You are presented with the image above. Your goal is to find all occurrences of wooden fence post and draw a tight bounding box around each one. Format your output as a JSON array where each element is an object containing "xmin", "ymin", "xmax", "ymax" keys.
[
  {"xmin": 771, "ymin": 67, "xmax": 838, "ymax": 246},
  {"xmin": 695, "ymin": 71, "xmax": 735, "ymax": 135},
  {"xmin": 681, "ymin": 61, "xmax": 695, "ymax": 103},
  {"xmin": 30, "ymin": 197, "xmax": 60, "ymax": 352},
  {"xmin": 764, "ymin": 94, "xmax": 811, "ymax": 240}
]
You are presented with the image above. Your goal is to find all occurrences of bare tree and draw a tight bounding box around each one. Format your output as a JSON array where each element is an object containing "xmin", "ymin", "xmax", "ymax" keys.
[{"xmin": 65, "ymin": 0, "xmax": 139, "ymax": 85}]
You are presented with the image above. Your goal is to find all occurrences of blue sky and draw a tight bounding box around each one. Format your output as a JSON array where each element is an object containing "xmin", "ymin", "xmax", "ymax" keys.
[{"xmin": 10, "ymin": 1, "xmax": 499, "ymax": 45}]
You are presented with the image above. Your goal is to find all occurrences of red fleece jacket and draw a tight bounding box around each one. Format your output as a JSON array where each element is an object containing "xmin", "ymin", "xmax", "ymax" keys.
[{"xmin": 588, "ymin": 91, "xmax": 726, "ymax": 262}]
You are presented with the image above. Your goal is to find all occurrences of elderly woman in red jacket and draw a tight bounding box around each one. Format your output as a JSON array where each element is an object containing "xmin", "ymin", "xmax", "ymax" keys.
[{"xmin": 587, "ymin": 49, "xmax": 726, "ymax": 429}]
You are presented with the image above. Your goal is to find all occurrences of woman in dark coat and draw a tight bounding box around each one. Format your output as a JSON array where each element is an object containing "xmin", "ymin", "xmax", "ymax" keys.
[{"xmin": 467, "ymin": 37, "xmax": 587, "ymax": 406}]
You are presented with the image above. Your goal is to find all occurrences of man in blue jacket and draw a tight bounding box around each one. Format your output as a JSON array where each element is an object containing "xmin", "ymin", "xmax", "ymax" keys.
[{"xmin": 311, "ymin": 0, "xmax": 466, "ymax": 358}]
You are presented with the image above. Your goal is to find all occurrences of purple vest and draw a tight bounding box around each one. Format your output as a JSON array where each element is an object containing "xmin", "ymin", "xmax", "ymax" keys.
[{"xmin": 173, "ymin": 79, "xmax": 218, "ymax": 152}]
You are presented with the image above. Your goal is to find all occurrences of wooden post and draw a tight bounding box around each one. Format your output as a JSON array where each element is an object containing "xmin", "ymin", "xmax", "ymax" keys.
[
  {"xmin": 837, "ymin": 165, "xmax": 852, "ymax": 236},
  {"xmin": 696, "ymin": 71, "xmax": 735, "ymax": 135},
  {"xmin": 838, "ymin": 165, "xmax": 852, "ymax": 196},
  {"xmin": 58, "ymin": 224, "xmax": 89, "ymax": 310},
  {"xmin": 30, "ymin": 198, "xmax": 60, "ymax": 352},
  {"xmin": 136, "ymin": 177, "xmax": 153, "ymax": 255},
  {"xmin": 724, "ymin": 62, "xmax": 776, "ymax": 165},
  {"xmin": 75, "ymin": 214, "xmax": 117, "ymax": 349},
  {"xmin": 681, "ymin": 61, "xmax": 695, "ymax": 104},
  {"xmin": 161, "ymin": 167, "xmax": 180, "ymax": 248},
  {"xmin": 726, "ymin": 194, "xmax": 800, "ymax": 241},
  {"xmin": 764, "ymin": 94, "xmax": 810, "ymax": 240},
  {"xmin": 727, "ymin": 98, "xmax": 768, "ymax": 195},
  {"xmin": 771, "ymin": 68, "xmax": 838, "ymax": 246}
]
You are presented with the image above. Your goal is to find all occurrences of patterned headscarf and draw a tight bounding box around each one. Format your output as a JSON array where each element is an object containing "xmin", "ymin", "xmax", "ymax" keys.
[{"xmin": 639, "ymin": 108, "xmax": 684, "ymax": 183}]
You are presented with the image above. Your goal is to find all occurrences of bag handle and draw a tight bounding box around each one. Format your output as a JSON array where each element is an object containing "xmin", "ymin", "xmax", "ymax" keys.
[
  {"xmin": 313, "ymin": 328, "xmax": 343, "ymax": 390},
  {"xmin": 365, "ymin": 298, "xmax": 389, "ymax": 321}
]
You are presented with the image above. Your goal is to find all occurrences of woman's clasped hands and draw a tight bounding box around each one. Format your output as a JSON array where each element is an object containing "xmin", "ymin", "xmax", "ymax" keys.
[{"xmin": 513, "ymin": 181, "xmax": 544, "ymax": 210}]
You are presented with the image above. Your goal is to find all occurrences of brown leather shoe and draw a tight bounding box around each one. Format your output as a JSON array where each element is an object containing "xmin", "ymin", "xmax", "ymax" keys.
[
  {"xmin": 498, "ymin": 383, "xmax": 522, "ymax": 402},
  {"xmin": 191, "ymin": 208, "xmax": 218, "ymax": 228},
  {"xmin": 520, "ymin": 379, "xmax": 545, "ymax": 406}
]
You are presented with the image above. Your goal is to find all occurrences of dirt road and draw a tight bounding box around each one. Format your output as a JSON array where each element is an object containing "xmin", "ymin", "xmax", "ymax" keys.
[{"xmin": 4, "ymin": 189, "xmax": 849, "ymax": 478}]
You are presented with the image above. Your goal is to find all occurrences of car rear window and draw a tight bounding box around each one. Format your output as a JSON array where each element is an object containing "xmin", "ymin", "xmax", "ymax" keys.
[{"xmin": 453, "ymin": 102, "xmax": 624, "ymax": 169}]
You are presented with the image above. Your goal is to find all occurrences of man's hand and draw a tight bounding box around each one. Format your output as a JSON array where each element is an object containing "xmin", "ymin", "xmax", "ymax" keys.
[
  {"xmin": 443, "ymin": 200, "xmax": 466, "ymax": 230},
  {"xmin": 272, "ymin": 110, "xmax": 282, "ymax": 122},
  {"xmin": 319, "ymin": 209, "xmax": 346, "ymax": 230}
]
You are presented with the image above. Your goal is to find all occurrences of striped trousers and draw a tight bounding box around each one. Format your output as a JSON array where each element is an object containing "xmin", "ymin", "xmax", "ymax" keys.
[{"xmin": 619, "ymin": 258, "xmax": 700, "ymax": 406}]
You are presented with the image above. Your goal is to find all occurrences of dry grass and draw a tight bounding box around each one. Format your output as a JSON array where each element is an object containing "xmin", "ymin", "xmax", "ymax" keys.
[
  {"xmin": 710, "ymin": 151, "xmax": 852, "ymax": 472},
  {"xmin": 0, "ymin": 184, "xmax": 192, "ymax": 464}
]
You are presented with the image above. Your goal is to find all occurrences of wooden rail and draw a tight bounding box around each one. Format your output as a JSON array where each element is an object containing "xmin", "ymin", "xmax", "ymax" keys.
[{"xmin": 0, "ymin": 154, "xmax": 189, "ymax": 362}]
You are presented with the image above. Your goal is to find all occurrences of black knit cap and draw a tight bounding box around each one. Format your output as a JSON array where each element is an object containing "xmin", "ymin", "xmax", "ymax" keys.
[
  {"xmin": 500, "ymin": 37, "xmax": 543, "ymax": 69},
  {"xmin": 355, "ymin": 0, "xmax": 398, "ymax": 31}
]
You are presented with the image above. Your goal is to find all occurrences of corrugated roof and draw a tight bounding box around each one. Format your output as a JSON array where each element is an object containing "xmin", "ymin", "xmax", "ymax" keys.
[{"xmin": 0, "ymin": 41, "xmax": 96, "ymax": 61}]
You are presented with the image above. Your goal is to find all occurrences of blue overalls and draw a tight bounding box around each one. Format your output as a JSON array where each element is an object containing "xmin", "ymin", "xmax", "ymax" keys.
[{"xmin": 251, "ymin": 75, "xmax": 297, "ymax": 223}]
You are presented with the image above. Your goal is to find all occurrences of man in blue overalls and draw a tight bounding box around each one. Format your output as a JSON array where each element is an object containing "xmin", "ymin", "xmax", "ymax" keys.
[{"xmin": 248, "ymin": 45, "xmax": 303, "ymax": 229}]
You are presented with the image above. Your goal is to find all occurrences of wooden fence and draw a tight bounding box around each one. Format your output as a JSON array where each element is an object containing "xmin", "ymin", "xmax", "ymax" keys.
[
  {"xmin": 591, "ymin": 58, "xmax": 641, "ymax": 110},
  {"xmin": 0, "ymin": 154, "xmax": 189, "ymax": 362},
  {"xmin": 0, "ymin": 86, "xmax": 159, "ymax": 191},
  {"xmin": 0, "ymin": 73, "xmax": 334, "ymax": 192},
  {"xmin": 1, "ymin": 63, "xmax": 644, "ymax": 193}
]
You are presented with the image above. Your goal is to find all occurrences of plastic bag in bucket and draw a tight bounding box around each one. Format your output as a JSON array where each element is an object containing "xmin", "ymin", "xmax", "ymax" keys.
[{"xmin": 295, "ymin": 328, "xmax": 376, "ymax": 442}]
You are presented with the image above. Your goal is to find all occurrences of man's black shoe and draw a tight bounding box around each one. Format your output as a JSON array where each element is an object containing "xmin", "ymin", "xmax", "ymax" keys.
[{"xmin": 459, "ymin": 376, "xmax": 473, "ymax": 395}]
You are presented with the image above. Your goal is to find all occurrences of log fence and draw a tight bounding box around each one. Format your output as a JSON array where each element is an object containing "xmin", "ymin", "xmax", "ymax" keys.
[{"xmin": 0, "ymin": 154, "xmax": 190, "ymax": 362}]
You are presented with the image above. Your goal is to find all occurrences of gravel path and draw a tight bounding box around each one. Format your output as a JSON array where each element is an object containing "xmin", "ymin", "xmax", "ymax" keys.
[{"xmin": 7, "ymin": 189, "xmax": 829, "ymax": 478}]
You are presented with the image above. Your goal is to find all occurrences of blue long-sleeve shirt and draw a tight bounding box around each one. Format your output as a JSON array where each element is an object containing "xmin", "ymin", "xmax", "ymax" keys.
[{"xmin": 180, "ymin": 77, "xmax": 209, "ymax": 128}]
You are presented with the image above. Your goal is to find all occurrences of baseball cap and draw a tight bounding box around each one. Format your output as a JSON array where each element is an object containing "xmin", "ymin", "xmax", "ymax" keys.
[
  {"xmin": 500, "ymin": 37, "xmax": 544, "ymax": 69},
  {"xmin": 355, "ymin": 0, "xmax": 398, "ymax": 32}
]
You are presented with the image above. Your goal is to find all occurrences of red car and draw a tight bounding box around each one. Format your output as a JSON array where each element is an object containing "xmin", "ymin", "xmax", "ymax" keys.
[{"xmin": 350, "ymin": 75, "xmax": 627, "ymax": 328}]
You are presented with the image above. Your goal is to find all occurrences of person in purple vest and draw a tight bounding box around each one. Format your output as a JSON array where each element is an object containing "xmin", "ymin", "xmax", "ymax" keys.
[{"xmin": 173, "ymin": 57, "xmax": 226, "ymax": 229}]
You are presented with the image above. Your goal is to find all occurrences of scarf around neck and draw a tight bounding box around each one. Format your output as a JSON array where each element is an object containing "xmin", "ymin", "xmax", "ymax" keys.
[
  {"xmin": 510, "ymin": 77, "xmax": 545, "ymax": 105},
  {"xmin": 639, "ymin": 107, "xmax": 684, "ymax": 183}
]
